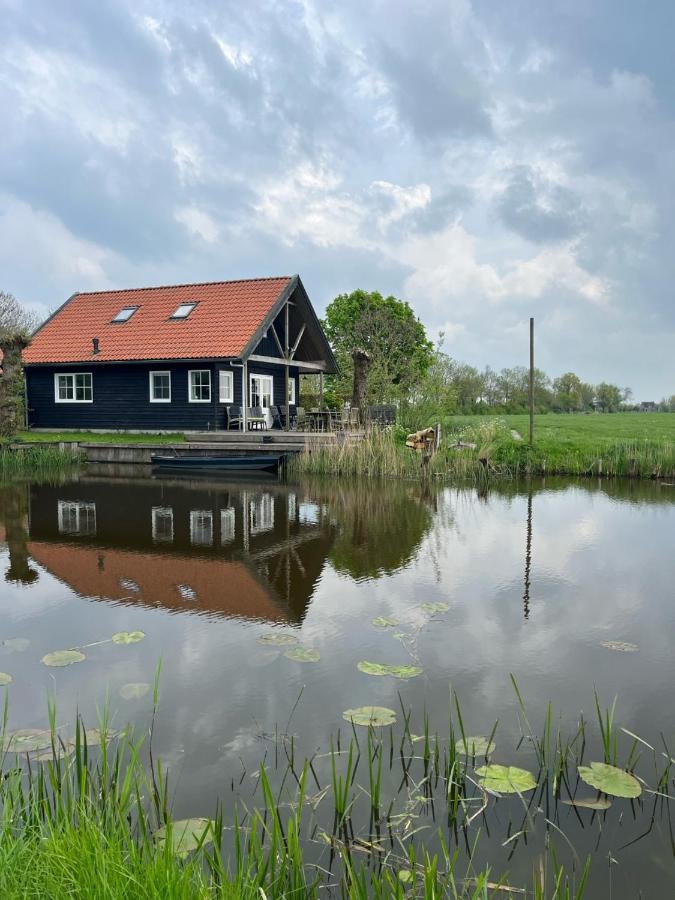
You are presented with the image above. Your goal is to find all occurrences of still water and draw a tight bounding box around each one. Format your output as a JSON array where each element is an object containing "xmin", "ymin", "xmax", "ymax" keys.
[{"xmin": 1, "ymin": 471, "xmax": 675, "ymax": 894}]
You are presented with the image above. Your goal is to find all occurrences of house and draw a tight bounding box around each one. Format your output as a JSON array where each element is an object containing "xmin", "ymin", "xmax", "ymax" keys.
[{"xmin": 23, "ymin": 275, "xmax": 338, "ymax": 431}]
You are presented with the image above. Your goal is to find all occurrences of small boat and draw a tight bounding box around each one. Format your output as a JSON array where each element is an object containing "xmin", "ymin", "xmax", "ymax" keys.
[{"xmin": 151, "ymin": 454, "xmax": 284, "ymax": 473}]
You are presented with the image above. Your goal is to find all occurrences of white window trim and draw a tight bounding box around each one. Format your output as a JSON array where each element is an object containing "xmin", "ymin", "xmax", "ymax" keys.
[
  {"xmin": 221, "ymin": 507, "xmax": 235, "ymax": 544},
  {"xmin": 188, "ymin": 369, "xmax": 212, "ymax": 403},
  {"xmin": 149, "ymin": 370, "xmax": 172, "ymax": 403},
  {"xmin": 249, "ymin": 373, "xmax": 274, "ymax": 405},
  {"xmin": 219, "ymin": 370, "xmax": 234, "ymax": 403},
  {"xmin": 190, "ymin": 509, "xmax": 213, "ymax": 545},
  {"xmin": 57, "ymin": 500, "xmax": 97, "ymax": 535},
  {"xmin": 288, "ymin": 376, "xmax": 296, "ymax": 405},
  {"xmin": 54, "ymin": 372, "xmax": 93, "ymax": 403},
  {"xmin": 152, "ymin": 506, "xmax": 174, "ymax": 543}
]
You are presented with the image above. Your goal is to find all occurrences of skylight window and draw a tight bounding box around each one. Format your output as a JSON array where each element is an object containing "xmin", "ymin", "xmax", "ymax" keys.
[
  {"xmin": 111, "ymin": 306, "xmax": 138, "ymax": 323},
  {"xmin": 170, "ymin": 302, "xmax": 197, "ymax": 319}
]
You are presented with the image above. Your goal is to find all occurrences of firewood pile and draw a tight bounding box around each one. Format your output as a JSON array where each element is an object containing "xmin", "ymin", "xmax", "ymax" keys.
[{"xmin": 405, "ymin": 427, "xmax": 436, "ymax": 452}]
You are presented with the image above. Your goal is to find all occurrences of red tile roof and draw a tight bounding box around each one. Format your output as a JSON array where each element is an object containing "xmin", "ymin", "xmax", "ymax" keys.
[{"xmin": 23, "ymin": 276, "xmax": 293, "ymax": 364}]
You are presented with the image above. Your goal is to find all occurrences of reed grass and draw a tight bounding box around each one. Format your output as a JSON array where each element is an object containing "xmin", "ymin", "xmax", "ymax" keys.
[
  {"xmin": 3, "ymin": 677, "xmax": 670, "ymax": 897},
  {"xmin": 290, "ymin": 417, "xmax": 675, "ymax": 481},
  {"xmin": 0, "ymin": 446, "xmax": 81, "ymax": 480}
]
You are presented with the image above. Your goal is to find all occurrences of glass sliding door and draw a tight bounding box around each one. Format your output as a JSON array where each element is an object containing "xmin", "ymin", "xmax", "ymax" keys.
[{"xmin": 249, "ymin": 374, "xmax": 274, "ymax": 427}]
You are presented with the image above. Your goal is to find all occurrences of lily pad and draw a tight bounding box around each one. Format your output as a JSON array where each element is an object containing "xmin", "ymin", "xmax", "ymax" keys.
[
  {"xmin": 600, "ymin": 641, "xmax": 639, "ymax": 653},
  {"xmin": 256, "ymin": 633, "xmax": 299, "ymax": 647},
  {"xmin": 421, "ymin": 602, "xmax": 449, "ymax": 614},
  {"xmin": 0, "ymin": 729, "xmax": 53, "ymax": 753},
  {"xmin": 34, "ymin": 740, "xmax": 77, "ymax": 762},
  {"xmin": 475, "ymin": 764, "xmax": 537, "ymax": 794},
  {"xmin": 284, "ymin": 647, "xmax": 320, "ymax": 663},
  {"xmin": 372, "ymin": 616, "xmax": 400, "ymax": 628},
  {"xmin": 0, "ymin": 673, "xmax": 12, "ymax": 686},
  {"xmin": 112, "ymin": 631, "xmax": 146, "ymax": 645},
  {"xmin": 82, "ymin": 728, "xmax": 121, "ymax": 747},
  {"xmin": 561, "ymin": 797, "xmax": 612, "ymax": 810},
  {"xmin": 1, "ymin": 638, "xmax": 30, "ymax": 653},
  {"xmin": 42, "ymin": 650, "xmax": 86, "ymax": 667},
  {"xmin": 155, "ymin": 818, "xmax": 213, "ymax": 856},
  {"xmin": 398, "ymin": 870, "xmax": 413, "ymax": 884},
  {"xmin": 357, "ymin": 660, "xmax": 423, "ymax": 679},
  {"xmin": 455, "ymin": 736, "xmax": 495, "ymax": 757},
  {"xmin": 392, "ymin": 632, "xmax": 407, "ymax": 641},
  {"xmin": 119, "ymin": 683, "xmax": 150, "ymax": 700},
  {"xmin": 577, "ymin": 762, "xmax": 641, "ymax": 799},
  {"xmin": 343, "ymin": 706, "xmax": 397, "ymax": 727}
]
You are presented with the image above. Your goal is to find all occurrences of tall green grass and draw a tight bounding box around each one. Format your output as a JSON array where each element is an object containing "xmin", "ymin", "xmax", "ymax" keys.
[
  {"xmin": 0, "ymin": 446, "xmax": 82, "ymax": 480},
  {"xmin": 5, "ymin": 679, "xmax": 659, "ymax": 897},
  {"xmin": 290, "ymin": 419, "xmax": 675, "ymax": 481}
]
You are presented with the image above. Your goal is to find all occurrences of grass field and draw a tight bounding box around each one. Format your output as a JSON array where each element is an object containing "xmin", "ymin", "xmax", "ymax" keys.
[
  {"xmin": 445, "ymin": 412, "xmax": 675, "ymax": 478},
  {"xmin": 448, "ymin": 412, "xmax": 675, "ymax": 446}
]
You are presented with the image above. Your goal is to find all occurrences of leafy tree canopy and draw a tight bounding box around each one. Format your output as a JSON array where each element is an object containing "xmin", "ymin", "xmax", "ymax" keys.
[{"xmin": 323, "ymin": 290, "xmax": 434, "ymax": 404}]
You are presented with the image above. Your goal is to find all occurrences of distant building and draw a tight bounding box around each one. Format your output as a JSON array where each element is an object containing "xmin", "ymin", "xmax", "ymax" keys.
[{"xmin": 639, "ymin": 401, "xmax": 657, "ymax": 411}]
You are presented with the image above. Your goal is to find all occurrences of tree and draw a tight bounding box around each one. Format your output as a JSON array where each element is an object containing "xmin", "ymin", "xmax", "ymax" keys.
[
  {"xmin": 0, "ymin": 291, "xmax": 40, "ymax": 437},
  {"xmin": 323, "ymin": 290, "xmax": 434, "ymax": 404},
  {"xmin": 595, "ymin": 382, "xmax": 623, "ymax": 413},
  {"xmin": 0, "ymin": 291, "xmax": 40, "ymax": 339},
  {"xmin": 552, "ymin": 372, "xmax": 584, "ymax": 412}
]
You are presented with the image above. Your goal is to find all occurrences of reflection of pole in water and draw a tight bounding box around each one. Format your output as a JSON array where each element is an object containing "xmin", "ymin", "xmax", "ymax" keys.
[{"xmin": 523, "ymin": 491, "xmax": 533, "ymax": 619}]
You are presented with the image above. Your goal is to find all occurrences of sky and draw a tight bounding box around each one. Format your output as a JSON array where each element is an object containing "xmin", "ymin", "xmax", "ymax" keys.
[{"xmin": 1, "ymin": 0, "xmax": 674, "ymax": 399}]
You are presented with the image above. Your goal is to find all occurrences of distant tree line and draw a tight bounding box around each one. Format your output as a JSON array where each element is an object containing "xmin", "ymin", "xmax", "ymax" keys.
[{"xmin": 312, "ymin": 289, "xmax": 674, "ymax": 418}]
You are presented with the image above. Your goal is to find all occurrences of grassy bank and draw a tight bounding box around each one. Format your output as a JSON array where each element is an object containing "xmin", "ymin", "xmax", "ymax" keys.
[
  {"xmin": 0, "ymin": 681, "xmax": 623, "ymax": 898},
  {"xmin": 12, "ymin": 430, "xmax": 185, "ymax": 444},
  {"xmin": 292, "ymin": 413, "xmax": 675, "ymax": 480}
]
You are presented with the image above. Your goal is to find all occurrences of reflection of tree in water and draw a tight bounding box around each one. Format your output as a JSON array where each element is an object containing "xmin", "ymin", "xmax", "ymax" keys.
[
  {"xmin": 0, "ymin": 484, "xmax": 39, "ymax": 584},
  {"xmin": 312, "ymin": 481, "xmax": 434, "ymax": 580}
]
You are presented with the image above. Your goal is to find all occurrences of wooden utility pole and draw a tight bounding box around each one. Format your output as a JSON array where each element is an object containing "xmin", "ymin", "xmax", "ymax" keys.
[{"xmin": 528, "ymin": 317, "xmax": 535, "ymax": 445}]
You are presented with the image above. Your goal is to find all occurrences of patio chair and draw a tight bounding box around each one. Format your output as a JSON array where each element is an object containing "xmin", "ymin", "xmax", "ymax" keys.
[
  {"xmin": 248, "ymin": 406, "xmax": 267, "ymax": 430},
  {"xmin": 270, "ymin": 405, "xmax": 284, "ymax": 429},
  {"xmin": 226, "ymin": 406, "xmax": 243, "ymax": 430},
  {"xmin": 294, "ymin": 407, "xmax": 306, "ymax": 431}
]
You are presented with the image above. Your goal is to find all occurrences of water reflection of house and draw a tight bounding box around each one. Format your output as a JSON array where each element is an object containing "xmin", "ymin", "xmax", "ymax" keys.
[{"xmin": 26, "ymin": 478, "xmax": 335, "ymax": 624}]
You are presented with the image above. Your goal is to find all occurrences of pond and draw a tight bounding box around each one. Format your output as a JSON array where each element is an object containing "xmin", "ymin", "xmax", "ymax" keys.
[{"xmin": 1, "ymin": 470, "xmax": 675, "ymax": 894}]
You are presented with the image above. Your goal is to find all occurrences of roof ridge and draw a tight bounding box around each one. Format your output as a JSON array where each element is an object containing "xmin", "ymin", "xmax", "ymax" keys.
[{"xmin": 76, "ymin": 276, "xmax": 293, "ymax": 296}]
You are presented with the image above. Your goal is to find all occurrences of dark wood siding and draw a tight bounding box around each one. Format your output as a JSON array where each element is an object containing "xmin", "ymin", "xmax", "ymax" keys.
[
  {"xmin": 25, "ymin": 362, "xmax": 244, "ymax": 430},
  {"xmin": 25, "ymin": 361, "xmax": 298, "ymax": 430}
]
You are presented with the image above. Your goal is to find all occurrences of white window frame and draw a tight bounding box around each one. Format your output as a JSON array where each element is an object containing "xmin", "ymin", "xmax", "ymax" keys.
[
  {"xmin": 54, "ymin": 372, "xmax": 93, "ymax": 403},
  {"xmin": 149, "ymin": 371, "xmax": 172, "ymax": 403},
  {"xmin": 170, "ymin": 302, "xmax": 197, "ymax": 319},
  {"xmin": 250, "ymin": 493, "xmax": 274, "ymax": 535},
  {"xmin": 288, "ymin": 376, "xmax": 296, "ymax": 406},
  {"xmin": 112, "ymin": 306, "xmax": 138, "ymax": 323},
  {"xmin": 152, "ymin": 506, "xmax": 174, "ymax": 543},
  {"xmin": 188, "ymin": 369, "xmax": 211, "ymax": 403},
  {"xmin": 57, "ymin": 500, "xmax": 97, "ymax": 536},
  {"xmin": 219, "ymin": 370, "xmax": 234, "ymax": 403},
  {"xmin": 190, "ymin": 509, "xmax": 213, "ymax": 545},
  {"xmin": 221, "ymin": 507, "xmax": 235, "ymax": 544}
]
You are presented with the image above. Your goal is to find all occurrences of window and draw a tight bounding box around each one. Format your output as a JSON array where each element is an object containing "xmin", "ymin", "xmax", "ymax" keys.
[
  {"xmin": 287, "ymin": 377, "xmax": 296, "ymax": 406},
  {"xmin": 221, "ymin": 507, "xmax": 235, "ymax": 544},
  {"xmin": 112, "ymin": 306, "xmax": 138, "ymax": 323},
  {"xmin": 219, "ymin": 370, "xmax": 233, "ymax": 403},
  {"xmin": 190, "ymin": 510, "xmax": 213, "ymax": 545},
  {"xmin": 189, "ymin": 370, "xmax": 211, "ymax": 402},
  {"xmin": 170, "ymin": 302, "xmax": 197, "ymax": 319},
  {"xmin": 152, "ymin": 507, "xmax": 174, "ymax": 543},
  {"xmin": 54, "ymin": 373, "xmax": 93, "ymax": 403},
  {"xmin": 58, "ymin": 500, "xmax": 96, "ymax": 536},
  {"xmin": 149, "ymin": 371, "xmax": 171, "ymax": 403},
  {"xmin": 250, "ymin": 493, "xmax": 274, "ymax": 535}
]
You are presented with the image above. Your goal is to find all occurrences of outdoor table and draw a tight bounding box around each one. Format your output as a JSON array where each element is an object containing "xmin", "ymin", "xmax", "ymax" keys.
[{"xmin": 307, "ymin": 410, "xmax": 331, "ymax": 432}]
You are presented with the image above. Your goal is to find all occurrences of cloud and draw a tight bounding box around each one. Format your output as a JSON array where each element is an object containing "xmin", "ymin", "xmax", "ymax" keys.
[{"xmin": 0, "ymin": 0, "xmax": 674, "ymax": 396}]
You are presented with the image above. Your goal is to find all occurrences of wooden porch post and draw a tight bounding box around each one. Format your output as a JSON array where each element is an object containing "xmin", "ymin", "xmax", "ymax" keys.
[
  {"xmin": 284, "ymin": 302, "xmax": 290, "ymax": 431},
  {"xmin": 242, "ymin": 360, "xmax": 248, "ymax": 432},
  {"xmin": 319, "ymin": 372, "xmax": 324, "ymax": 410}
]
